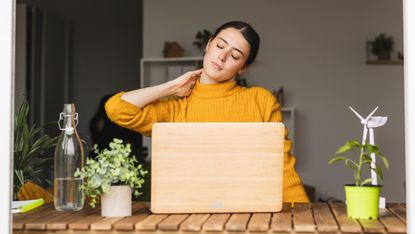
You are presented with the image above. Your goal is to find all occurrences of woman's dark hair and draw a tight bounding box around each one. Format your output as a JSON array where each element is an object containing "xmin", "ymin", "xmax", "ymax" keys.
[{"xmin": 211, "ymin": 21, "xmax": 260, "ymax": 65}]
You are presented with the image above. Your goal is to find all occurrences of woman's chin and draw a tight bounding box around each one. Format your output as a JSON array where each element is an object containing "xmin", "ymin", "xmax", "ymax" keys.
[{"xmin": 202, "ymin": 69, "xmax": 231, "ymax": 84}]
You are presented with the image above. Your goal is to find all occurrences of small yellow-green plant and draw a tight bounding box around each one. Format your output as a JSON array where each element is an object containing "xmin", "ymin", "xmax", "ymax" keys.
[
  {"xmin": 329, "ymin": 140, "xmax": 389, "ymax": 186},
  {"xmin": 75, "ymin": 138, "xmax": 148, "ymax": 207}
]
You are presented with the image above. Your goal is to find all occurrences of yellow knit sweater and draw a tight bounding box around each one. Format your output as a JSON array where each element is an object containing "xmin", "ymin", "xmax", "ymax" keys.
[{"xmin": 105, "ymin": 79, "xmax": 309, "ymax": 203}]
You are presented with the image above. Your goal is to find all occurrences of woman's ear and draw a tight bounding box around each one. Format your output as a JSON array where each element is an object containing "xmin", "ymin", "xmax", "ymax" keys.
[{"xmin": 237, "ymin": 65, "xmax": 249, "ymax": 75}]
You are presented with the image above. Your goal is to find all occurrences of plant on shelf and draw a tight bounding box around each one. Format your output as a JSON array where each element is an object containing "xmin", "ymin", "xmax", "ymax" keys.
[
  {"xmin": 368, "ymin": 33, "xmax": 394, "ymax": 60},
  {"xmin": 329, "ymin": 140, "xmax": 389, "ymax": 219},
  {"xmin": 193, "ymin": 29, "xmax": 212, "ymax": 53},
  {"xmin": 14, "ymin": 98, "xmax": 58, "ymax": 200},
  {"xmin": 75, "ymin": 138, "xmax": 148, "ymax": 217}
]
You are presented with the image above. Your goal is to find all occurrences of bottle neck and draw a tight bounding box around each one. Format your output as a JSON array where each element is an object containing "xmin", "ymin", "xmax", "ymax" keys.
[
  {"xmin": 59, "ymin": 112, "xmax": 78, "ymax": 134},
  {"xmin": 63, "ymin": 115, "xmax": 76, "ymax": 128}
]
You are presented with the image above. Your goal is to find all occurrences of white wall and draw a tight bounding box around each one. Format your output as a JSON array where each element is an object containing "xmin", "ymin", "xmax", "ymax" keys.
[
  {"xmin": 144, "ymin": 0, "xmax": 405, "ymax": 201},
  {"xmin": 404, "ymin": 0, "xmax": 415, "ymax": 230},
  {"xmin": 0, "ymin": 0, "xmax": 13, "ymax": 231}
]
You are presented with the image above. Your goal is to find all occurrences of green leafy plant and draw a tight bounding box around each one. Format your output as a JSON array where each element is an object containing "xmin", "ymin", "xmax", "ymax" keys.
[
  {"xmin": 75, "ymin": 138, "xmax": 148, "ymax": 207},
  {"xmin": 369, "ymin": 33, "xmax": 394, "ymax": 59},
  {"xmin": 193, "ymin": 29, "xmax": 212, "ymax": 51},
  {"xmin": 14, "ymin": 98, "xmax": 58, "ymax": 198},
  {"xmin": 328, "ymin": 140, "xmax": 389, "ymax": 186}
]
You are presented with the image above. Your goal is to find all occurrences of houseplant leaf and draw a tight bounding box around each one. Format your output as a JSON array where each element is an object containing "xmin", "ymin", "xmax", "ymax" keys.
[{"xmin": 13, "ymin": 98, "xmax": 58, "ymax": 198}]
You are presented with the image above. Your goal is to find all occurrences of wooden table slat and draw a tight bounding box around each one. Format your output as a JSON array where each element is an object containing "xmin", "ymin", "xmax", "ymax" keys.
[
  {"xmin": 202, "ymin": 213, "xmax": 230, "ymax": 231},
  {"xmin": 247, "ymin": 213, "xmax": 271, "ymax": 232},
  {"xmin": 225, "ymin": 213, "xmax": 251, "ymax": 231},
  {"xmin": 113, "ymin": 208, "xmax": 151, "ymax": 230},
  {"xmin": 271, "ymin": 203, "xmax": 292, "ymax": 232},
  {"xmin": 135, "ymin": 214, "xmax": 168, "ymax": 230},
  {"xmin": 180, "ymin": 214, "xmax": 210, "ymax": 231},
  {"xmin": 358, "ymin": 219, "xmax": 386, "ymax": 233},
  {"xmin": 25, "ymin": 208, "xmax": 80, "ymax": 230},
  {"xmin": 68, "ymin": 211, "xmax": 104, "ymax": 230},
  {"xmin": 312, "ymin": 203, "xmax": 339, "ymax": 232},
  {"xmin": 90, "ymin": 217, "xmax": 124, "ymax": 230},
  {"xmin": 88, "ymin": 202, "xmax": 148, "ymax": 231},
  {"xmin": 13, "ymin": 204, "xmax": 55, "ymax": 229},
  {"xmin": 379, "ymin": 208, "xmax": 407, "ymax": 233},
  {"xmin": 293, "ymin": 203, "xmax": 315, "ymax": 232},
  {"xmin": 157, "ymin": 214, "xmax": 189, "ymax": 231},
  {"xmin": 46, "ymin": 207, "xmax": 99, "ymax": 230},
  {"xmin": 132, "ymin": 202, "xmax": 149, "ymax": 210},
  {"xmin": 329, "ymin": 202, "xmax": 362, "ymax": 233},
  {"xmin": 400, "ymin": 203, "xmax": 406, "ymax": 208},
  {"xmin": 388, "ymin": 203, "xmax": 407, "ymax": 223}
]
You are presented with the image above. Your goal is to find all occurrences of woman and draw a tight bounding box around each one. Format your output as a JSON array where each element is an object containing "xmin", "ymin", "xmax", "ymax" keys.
[{"xmin": 105, "ymin": 21, "xmax": 309, "ymax": 203}]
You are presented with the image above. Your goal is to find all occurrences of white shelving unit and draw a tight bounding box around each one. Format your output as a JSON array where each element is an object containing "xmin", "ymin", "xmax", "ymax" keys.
[
  {"xmin": 140, "ymin": 56, "xmax": 203, "ymax": 88},
  {"xmin": 140, "ymin": 56, "xmax": 295, "ymax": 155},
  {"xmin": 281, "ymin": 107, "xmax": 295, "ymax": 154}
]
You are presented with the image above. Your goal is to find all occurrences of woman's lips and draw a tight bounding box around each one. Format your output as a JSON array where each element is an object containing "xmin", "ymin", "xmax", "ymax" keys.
[{"xmin": 211, "ymin": 61, "xmax": 223, "ymax": 70}]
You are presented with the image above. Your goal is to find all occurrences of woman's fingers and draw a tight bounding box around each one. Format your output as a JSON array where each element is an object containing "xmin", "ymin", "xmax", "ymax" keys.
[
  {"xmin": 171, "ymin": 69, "xmax": 203, "ymax": 97},
  {"xmin": 186, "ymin": 69, "xmax": 203, "ymax": 81}
]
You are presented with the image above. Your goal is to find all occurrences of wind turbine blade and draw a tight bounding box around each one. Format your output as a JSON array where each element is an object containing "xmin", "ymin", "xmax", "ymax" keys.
[
  {"xmin": 365, "ymin": 106, "xmax": 379, "ymax": 121},
  {"xmin": 349, "ymin": 106, "xmax": 364, "ymax": 121},
  {"xmin": 367, "ymin": 116, "xmax": 388, "ymax": 128}
]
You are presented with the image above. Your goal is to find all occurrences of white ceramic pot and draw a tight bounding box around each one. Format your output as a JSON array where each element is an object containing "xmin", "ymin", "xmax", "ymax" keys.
[{"xmin": 101, "ymin": 185, "xmax": 132, "ymax": 217}]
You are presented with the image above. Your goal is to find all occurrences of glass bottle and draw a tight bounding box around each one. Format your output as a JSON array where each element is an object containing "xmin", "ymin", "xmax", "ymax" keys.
[{"xmin": 54, "ymin": 104, "xmax": 84, "ymax": 211}]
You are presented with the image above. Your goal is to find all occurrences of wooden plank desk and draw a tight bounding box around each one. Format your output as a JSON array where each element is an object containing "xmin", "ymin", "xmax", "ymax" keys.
[{"xmin": 13, "ymin": 202, "xmax": 406, "ymax": 233}]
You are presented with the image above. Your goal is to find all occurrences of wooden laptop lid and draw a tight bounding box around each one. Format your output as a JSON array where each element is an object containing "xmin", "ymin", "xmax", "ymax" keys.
[{"xmin": 150, "ymin": 122, "xmax": 285, "ymax": 213}]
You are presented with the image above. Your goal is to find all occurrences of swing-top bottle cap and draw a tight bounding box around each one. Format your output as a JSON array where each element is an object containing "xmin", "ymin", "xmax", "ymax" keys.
[
  {"xmin": 59, "ymin": 104, "xmax": 78, "ymax": 135},
  {"xmin": 63, "ymin": 103, "xmax": 76, "ymax": 115}
]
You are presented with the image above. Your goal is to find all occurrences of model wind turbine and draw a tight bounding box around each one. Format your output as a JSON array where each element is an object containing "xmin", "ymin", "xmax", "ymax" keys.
[{"xmin": 349, "ymin": 106, "xmax": 388, "ymax": 208}]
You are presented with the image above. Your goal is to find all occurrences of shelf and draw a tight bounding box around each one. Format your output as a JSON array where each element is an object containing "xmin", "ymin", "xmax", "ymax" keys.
[
  {"xmin": 140, "ymin": 57, "xmax": 202, "ymax": 88},
  {"xmin": 281, "ymin": 107, "xmax": 293, "ymax": 112},
  {"xmin": 366, "ymin": 60, "xmax": 403, "ymax": 65},
  {"xmin": 141, "ymin": 56, "xmax": 203, "ymax": 63}
]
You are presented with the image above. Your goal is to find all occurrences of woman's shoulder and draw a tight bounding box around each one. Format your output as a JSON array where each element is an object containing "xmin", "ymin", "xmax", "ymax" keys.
[{"xmin": 244, "ymin": 86, "xmax": 277, "ymax": 102}]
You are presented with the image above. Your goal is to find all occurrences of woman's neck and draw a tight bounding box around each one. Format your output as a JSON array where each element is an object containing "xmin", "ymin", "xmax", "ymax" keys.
[
  {"xmin": 199, "ymin": 71, "xmax": 236, "ymax": 84},
  {"xmin": 192, "ymin": 76, "xmax": 240, "ymax": 98}
]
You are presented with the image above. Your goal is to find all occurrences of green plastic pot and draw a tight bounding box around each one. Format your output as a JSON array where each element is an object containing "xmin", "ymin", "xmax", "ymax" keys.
[{"xmin": 344, "ymin": 185, "xmax": 381, "ymax": 219}]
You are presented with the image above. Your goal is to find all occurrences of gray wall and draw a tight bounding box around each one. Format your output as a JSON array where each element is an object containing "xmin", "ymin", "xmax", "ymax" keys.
[
  {"xmin": 18, "ymin": 0, "xmax": 143, "ymax": 143},
  {"xmin": 15, "ymin": 4, "xmax": 27, "ymax": 110},
  {"xmin": 143, "ymin": 0, "xmax": 405, "ymax": 201}
]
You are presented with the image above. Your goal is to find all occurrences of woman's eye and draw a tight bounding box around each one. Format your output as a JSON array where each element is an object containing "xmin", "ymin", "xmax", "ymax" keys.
[
  {"xmin": 216, "ymin": 43, "xmax": 224, "ymax": 49},
  {"xmin": 231, "ymin": 54, "xmax": 240, "ymax": 60}
]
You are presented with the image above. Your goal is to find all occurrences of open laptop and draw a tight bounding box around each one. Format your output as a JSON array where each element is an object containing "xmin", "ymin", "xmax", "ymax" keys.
[{"xmin": 150, "ymin": 122, "xmax": 285, "ymax": 214}]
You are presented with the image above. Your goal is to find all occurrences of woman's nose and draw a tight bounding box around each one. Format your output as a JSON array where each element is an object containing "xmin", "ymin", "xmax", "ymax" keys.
[{"xmin": 218, "ymin": 50, "xmax": 227, "ymax": 62}]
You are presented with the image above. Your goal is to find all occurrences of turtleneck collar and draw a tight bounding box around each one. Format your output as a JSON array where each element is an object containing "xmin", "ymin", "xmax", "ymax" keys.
[{"xmin": 191, "ymin": 78, "xmax": 241, "ymax": 98}]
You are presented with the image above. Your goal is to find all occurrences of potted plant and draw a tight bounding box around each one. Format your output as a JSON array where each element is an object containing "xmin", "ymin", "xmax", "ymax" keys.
[
  {"xmin": 75, "ymin": 138, "xmax": 148, "ymax": 217},
  {"xmin": 193, "ymin": 29, "xmax": 212, "ymax": 53},
  {"xmin": 329, "ymin": 140, "xmax": 389, "ymax": 219},
  {"xmin": 368, "ymin": 33, "xmax": 394, "ymax": 60},
  {"xmin": 14, "ymin": 98, "xmax": 58, "ymax": 200}
]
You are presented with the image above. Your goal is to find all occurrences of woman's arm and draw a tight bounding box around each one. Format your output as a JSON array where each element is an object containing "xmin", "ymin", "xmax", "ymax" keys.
[
  {"xmin": 105, "ymin": 69, "xmax": 202, "ymax": 136},
  {"xmin": 121, "ymin": 69, "xmax": 202, "ymax": 108}
]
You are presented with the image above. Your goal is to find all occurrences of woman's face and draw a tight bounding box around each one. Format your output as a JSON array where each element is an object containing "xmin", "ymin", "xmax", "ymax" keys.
[{"xmin": 201, "ymin": 28, "xmax": 251, "ymax": 84}]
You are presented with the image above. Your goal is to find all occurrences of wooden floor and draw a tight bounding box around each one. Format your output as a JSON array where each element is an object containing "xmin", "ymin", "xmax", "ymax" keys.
[{"xmin": 13, "ymin": 202, "xmax": 406, "ymax": 233}]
